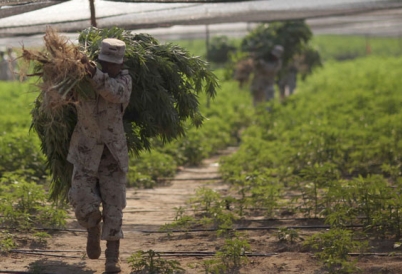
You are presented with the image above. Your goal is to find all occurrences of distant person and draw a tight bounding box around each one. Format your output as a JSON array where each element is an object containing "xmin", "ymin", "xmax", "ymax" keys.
[
  {"xmin": 0, "ymin": 50, "xmax": 9, "ymax": 81},
  {"xmin": 250, "ymin": 45, "xmax": 283, "ymax": 106},
  {"xmin": 4, "ymin": 47, "xmax": 18, "ymax": 80}
]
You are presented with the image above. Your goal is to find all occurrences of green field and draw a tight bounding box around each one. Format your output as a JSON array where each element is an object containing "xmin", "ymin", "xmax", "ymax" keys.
[{"xmin": 1, "ymin": 34, "xmax": 402, "ymax": 272}]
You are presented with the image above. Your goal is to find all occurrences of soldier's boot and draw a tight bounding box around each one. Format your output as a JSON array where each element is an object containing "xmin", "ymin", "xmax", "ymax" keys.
[
  {"xmin": 105, "ymin": 240, "xmax": 121, "ymax": 273},
  {"xmin": 86, "ymin": 223, "xmax": 101, "ymax": 259}
]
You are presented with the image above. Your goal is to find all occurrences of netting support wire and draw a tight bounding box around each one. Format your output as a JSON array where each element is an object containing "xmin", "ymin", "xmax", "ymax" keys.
[
  {"xmin": 159, "ymin": 176, "xmax": 222, "ymax": 181},
  {"xmin": 143, "ymin": 224, "xmax": 365, "ymax": 233}
]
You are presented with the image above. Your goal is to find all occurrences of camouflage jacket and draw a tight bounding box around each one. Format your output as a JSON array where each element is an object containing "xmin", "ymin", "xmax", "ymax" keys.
[
  {"xmin": 251, "ymin": 59, "xmax": 282, "ymax": 92},
  {"xmin": 67, "ymin": 69, "xmax": 132, "ymax": 174}
]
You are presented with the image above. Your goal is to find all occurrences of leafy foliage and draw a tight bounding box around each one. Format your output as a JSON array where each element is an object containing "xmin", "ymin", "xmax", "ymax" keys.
[
  {"xmin": 311, "ymin": 35, "xmax": 402, "ymax": 61},
  {"xmin": 30, "ymin": 98, "xmax": 76, "ymax": 202},
  {"xmin": 0, "ymin": 231, "xmax": 16, "ymax": 253},
  {"xmin": 207, "ymin": 35, "xmax": 237, "ymax": 64},
  {"xmin": 0, "ymin": 174, "xmax": 67, "ymax": 230},
  {"xmin": 0, "ymin": 82, "xmax": 46, "ymax": 182},
  {"xmin": 202, "ymin": 233, "xmax": 250, "ymax": 274},
  {"xmin": 128, "ymin": 249, "xmax": 185, "ymax": 274},
  {"xmin": 241, "ymin": 21, "xmax": 312, "ymax": 66},
  {"xmin": 304, "ymin": 229, "xmax": 367, "ymax": 274},
  {"xmin": 220, "ymin": 56, "xmax": 402, "ymax": 238}
]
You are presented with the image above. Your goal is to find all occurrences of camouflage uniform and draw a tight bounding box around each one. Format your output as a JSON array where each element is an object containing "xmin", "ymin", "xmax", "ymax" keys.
[
  {"xmin": 67, "ymin": 67, "xmax": 132, "ymax": 241},
  {"xmin": 279, "ymin": 64, "xmax": 298, "ymax": 99},
  {"xmin": 250, "ymin": 58, "xmax": 282, "ymax": 106}
]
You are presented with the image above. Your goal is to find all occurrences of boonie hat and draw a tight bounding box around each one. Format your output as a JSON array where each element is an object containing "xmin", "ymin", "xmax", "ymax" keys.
[
  {"xmin": 271, "ymin": 45, "xmax": 284, "ymax": 58},
  {"xmin": 98, "ymin": 38, "xmax": 126, "ymax": 64}
]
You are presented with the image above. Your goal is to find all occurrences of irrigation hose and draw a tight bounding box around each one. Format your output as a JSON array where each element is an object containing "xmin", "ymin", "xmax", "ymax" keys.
[{"xmin": 0, "ymin": 224, "xmax": 365, "ymax": 234}]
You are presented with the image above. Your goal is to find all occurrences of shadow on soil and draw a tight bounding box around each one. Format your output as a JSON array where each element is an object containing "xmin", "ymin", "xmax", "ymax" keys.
[{"xmin": 28, "ymin": 259, "xmax": 95, "ymax": 274}]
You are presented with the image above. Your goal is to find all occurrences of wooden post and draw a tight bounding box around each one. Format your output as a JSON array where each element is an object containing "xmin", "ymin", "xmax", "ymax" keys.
[
  {"xmin": 89, "ymin": 0, "xmax": 97, "ymax": 27},
  {"xmin": 365, "ymin": 34, "xmax": 371, "ymax": 55},
  {"xmin": 206, "ymin": 24, "xmax": 210, "ymax": 108}
]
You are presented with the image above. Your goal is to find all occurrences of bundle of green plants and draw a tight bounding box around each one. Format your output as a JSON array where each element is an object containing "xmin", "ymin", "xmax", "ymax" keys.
[
  {"xmin": 20, "ymin": 28, "xmax": 89, "ymax": 109},
  {"xmin": 229, "ymin": 20, "xmax": 318, "ymax": 87},
  {"xmin": 295, "ymin": 45, "xmax": 323, "ymax": 80},
  {"xmin": 23, "ymin": 27, "xmax": 218, "ymax": 202},
  {"xmin": 241, "ymin": 20, "xmax": 312, "ymax": 65},
  {"xmin": 207, "ymin": 35, "xmax": 237, "ymax": 64}
]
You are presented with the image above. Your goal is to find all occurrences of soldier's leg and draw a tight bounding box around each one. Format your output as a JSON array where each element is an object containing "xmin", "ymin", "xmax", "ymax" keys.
[
  {"xmin": 279, "ymin": 81, "xmax": 286, "ymax": 101},
  {"xmin": 98, "ymin": 147, "xmax": 126, "ymax": 272},
  {"xmin": 68, "ymin": 166, "xmax": 102, "ymax": 259},
  {"xmin": 252, "ymin": 88, "xmax": 265, "ymax": 106},
  {"xmin": 289, "ymin": 78, "xmax": 297, "ymax": 95},
  {"xmin": 98, "ymin": 147, "xmax": 127, "ymax": 241},
  {"xmin": 265, "ymin": 85, "xmax": 275, "ymax": 102},
  {"xmin": 68, "ymin": 166, "xmax": 102, "ymax": 228}
]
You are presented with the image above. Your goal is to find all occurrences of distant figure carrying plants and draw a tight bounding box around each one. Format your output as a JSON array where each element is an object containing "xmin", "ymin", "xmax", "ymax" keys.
[{"xmin": 250, "ymin": 45, "xmax": 283, "ymax": 106}]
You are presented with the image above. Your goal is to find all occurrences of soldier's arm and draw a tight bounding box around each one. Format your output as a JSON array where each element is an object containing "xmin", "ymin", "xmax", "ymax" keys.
[
  {"xmin": 91, "ymin": 69, "xmax": 132, "ymax": 104},
  {"xmin": 259, "ymin": 59, "xmax": 283, "ymax": 73}
]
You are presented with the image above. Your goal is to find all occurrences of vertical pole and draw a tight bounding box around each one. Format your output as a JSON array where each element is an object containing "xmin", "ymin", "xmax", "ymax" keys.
[
  {"xmin": 206, "ymin": 24, "xmax": 210, "ymax": 60},
  {"xmin": 206, "ymin": 24, "xmax": 210, "ymax": 108},
  {"xmin": 399, "ymin": 32, "xmax": 402, "ymax": 54},
  {"xmin": 89, "ymin": 0, "xmax": 97, "ymax": 27},
  {"xmin": 365, "ymin": 34, "xmax": 371, "ymax": 55}
]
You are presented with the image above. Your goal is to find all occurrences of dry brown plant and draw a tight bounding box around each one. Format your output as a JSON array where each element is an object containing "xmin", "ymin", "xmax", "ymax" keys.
[{"xmin": 20, "ymin": 27, "xmax": 88, "ymax": 111}]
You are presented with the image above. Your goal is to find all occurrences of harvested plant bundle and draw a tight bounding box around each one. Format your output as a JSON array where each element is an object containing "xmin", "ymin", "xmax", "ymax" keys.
[
  {"xmin": 21, "ymin": 28, "xmax": 89, "ymax": 110},
  {"xmin": 26, "ymin": 27, "xmax": 219, "ymax": 202}
]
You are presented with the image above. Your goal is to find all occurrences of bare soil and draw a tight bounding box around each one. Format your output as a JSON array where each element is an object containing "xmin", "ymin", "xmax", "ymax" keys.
[{"xmin": 1, "ymin": 147, "xmax": 402, "ymax": 274}]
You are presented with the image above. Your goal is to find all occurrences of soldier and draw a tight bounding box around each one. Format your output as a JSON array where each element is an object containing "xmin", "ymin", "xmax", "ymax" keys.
[
  {"xmin": 250, "ymin": 45, "xmax": 283, "ymax": 106},
  {"xmin": 67, "ymin": 38, "xmax": 132, "ymax": 273},
  {"xmin": 4, "ymin": 47, "xmax": 18, "ymax": 81}
]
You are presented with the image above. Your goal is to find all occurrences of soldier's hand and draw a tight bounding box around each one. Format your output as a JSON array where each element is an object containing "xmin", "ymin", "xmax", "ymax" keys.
[
  {"xmin": 80, "ymin": 55, "xmax": 96, "ymax": 77},
  {"xmin": 85, "ymin": 62, "xmax": 96, "ymax": 78},
  {"xmin": 80, "ymin": 55, "xmax": 89, "ymax": 64}
]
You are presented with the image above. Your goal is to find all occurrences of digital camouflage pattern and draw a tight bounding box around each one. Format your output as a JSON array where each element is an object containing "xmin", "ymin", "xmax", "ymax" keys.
[
  {"xmin": 67, "ymin": 68, "xmax": 132, "ymax": 174},
  {"xmin": 279, "ymin": 64, "xmax": 298, "ymax": 99},
  {"xmin": 68, "ymin": 147, "xmax": 127, "ymax": 240},
  {"xmin": 67, "ymin": 67, "xmax": 132, "ymax": 240},
  {"xmin": 250, "ymin": 58, "xmax": 282, "ymax": 106}
]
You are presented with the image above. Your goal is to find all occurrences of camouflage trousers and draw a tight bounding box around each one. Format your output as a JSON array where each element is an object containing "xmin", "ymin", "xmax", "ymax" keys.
[
  {"xmin": 252, "ymin": 85, "xmax": 275, "ymax": 106},
  {"xmin": 68, "ymin": 146, "xmax": 127, "ymax": 241}
]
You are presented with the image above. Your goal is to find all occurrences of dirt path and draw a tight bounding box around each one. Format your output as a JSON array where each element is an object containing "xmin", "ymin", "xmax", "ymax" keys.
[{"xmin": 2, "ymin": 147, "xmax": 402, "ymax": 274}]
